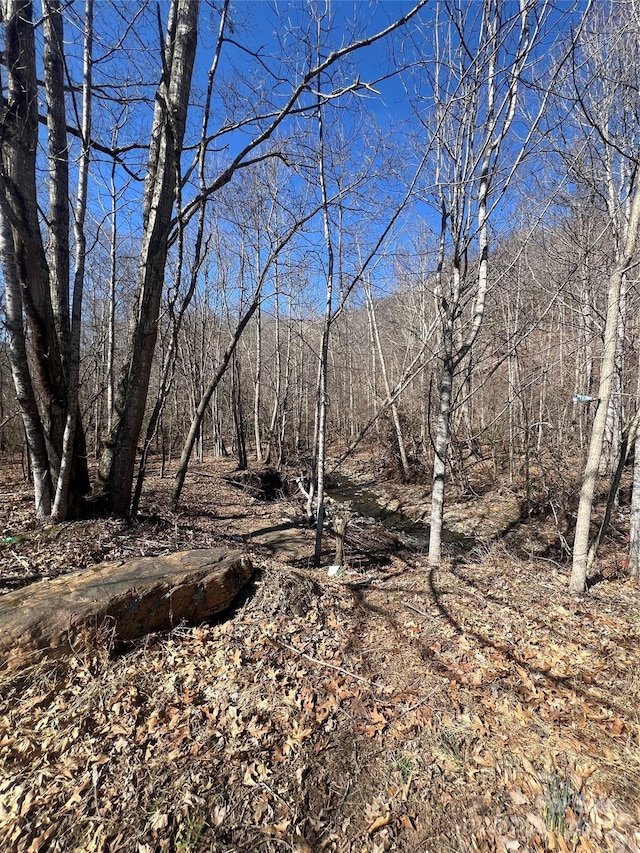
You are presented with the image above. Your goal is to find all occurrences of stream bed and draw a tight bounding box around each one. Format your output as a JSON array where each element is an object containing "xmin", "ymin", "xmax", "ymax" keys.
[{"xmin": 327, "ymin": 474, "xmax": 476, "ymax": 552}]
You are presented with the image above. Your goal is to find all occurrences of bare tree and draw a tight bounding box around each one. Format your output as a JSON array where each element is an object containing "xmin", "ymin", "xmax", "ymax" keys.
[
  {"xmin": 567, "ymin": 3, "xmax": 640, "ymax": 592},
  {"xmin": 171, "ymin": 195, "xmax": 323, "ymax": 510},
  {"xmin": 50, "ymin": 0, "xmax": 93, "ymax": 521},
  {"xmin": 0, "ymin": 0, "xmax": 92, "ymax": 519},
  {"xmin": 571, "ymin": 183, "xmax": 640, "ymax": 592},
  {"xmin": 310, "ymin": 86, "xmax": 335, "ymax": 562},
  {"xmin": 96, "ymin": 0, "xmax": 199, "ymax": 513},
  {"xmin": 363, "ymin": 276, "xmax": 411, "ymax": 478},
  {"xmin": 420, "ymin": 0, "xmax": 546, "ymax": 565},
  {"xmin": 0, "ymin": 0, "xmax": 430, "ymax": 523},
  {"xmin": 130, "ymin": 1, "xmax": 230, "ymax": 515}
]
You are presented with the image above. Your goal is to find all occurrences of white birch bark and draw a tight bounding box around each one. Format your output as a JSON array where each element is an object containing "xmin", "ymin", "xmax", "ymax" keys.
[
  {"xmin": 313, "ymin": 93, "xmax": 334, "ymax": 564},
  {"xmin": 0, "ymin": 0, "xmax": 92, "ymax": 517},
  {"xmin": 253, "ymin": 306, "xmax": 264, "ymax": 464},
  {"xmin": 0, "ymin": 208, "xmax": 52, "ymax": 519},
  {"xmin": 427, "ymin": 0, "xmax": 536, "ymax": 565},
  {"xmin": 571, "ymin": 182, "xmax": 640, "ymax": 594},
  {"xmin": 629, "ymin": 408, "xmax": 640, "ymax": 578}
]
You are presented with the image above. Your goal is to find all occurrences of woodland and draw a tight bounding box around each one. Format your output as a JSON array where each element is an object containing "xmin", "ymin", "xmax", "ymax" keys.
[{"xmin": 1, "ymin": 0, "xmax": 640, "ymax": 851}]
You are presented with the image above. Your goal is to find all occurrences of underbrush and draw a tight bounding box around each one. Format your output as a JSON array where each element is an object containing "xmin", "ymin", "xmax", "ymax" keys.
[{"xmin": 2, "ymin": 549, "xmax": 639, "ymax": 852}]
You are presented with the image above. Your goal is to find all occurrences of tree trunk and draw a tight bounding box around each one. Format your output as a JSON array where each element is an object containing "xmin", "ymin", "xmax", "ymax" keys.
[
  {"xmin": 313, "ymin": 97, "xmax": 334, "ymax": 566},
  {"xmin": 232, "ymin": 353, "xmax": 247, "ymax": 471},
  {"xmin": 428, "ymin": 355, "xmax": 453, "ymax": 566},
  {"xmin": 0, "ymin": 209, "xmax": 52, "ymax": 519},
  {"xmin": 130, "ymin": 0, "xmax": 226, "ymax": 514},
  {"xmin": 51, "ymin": 0, "xmax": 93, "ymax": 521},
  {"xmin": 364, "ymin": 279, "xmax": 411, "ymax": 479},
  {"xmin": 43, "ymin": 0, "xmax": 71, "ymax": 360},
  {"xmin": 275, "ymin": 309, "xmax": 292, "ymax": 467},
  {"xmin": 629, "ymin": 421, "xmax": 640, "ymax": 578},
  {"xmin": 97, "ymin": 0, "xmax": 199, "ymax": 514},
  {"xmin": 571, "ymin": 182, "xmax": 640, "ymax": 594},
  {"xmin": 588, "ymin": 406, "xmax": 640, "ymax": 570},
  {"xmin": 253, "ymin": 306, "xmax": 264, "ymax": 464},
  {"xmin": 263, "ymin": 272, "xmax": 284, "ymax": 466},
  {"xmin": 423, "ymin": 0, "xmax": 533, "ymax": 565},
  {"xmin": 0, "ymin": 0, "xmax": 90, "ymax": 518}
]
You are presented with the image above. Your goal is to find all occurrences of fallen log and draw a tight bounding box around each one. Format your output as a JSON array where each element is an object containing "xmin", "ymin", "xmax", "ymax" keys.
[{"xmin": 0, "ymin": 548, "xmax": 253, "ymax": 672}]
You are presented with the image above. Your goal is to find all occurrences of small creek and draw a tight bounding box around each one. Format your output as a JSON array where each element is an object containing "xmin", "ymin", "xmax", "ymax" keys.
[{"xmin": 327, "ymin": 474, "xmax": 476, "ymax": 551}]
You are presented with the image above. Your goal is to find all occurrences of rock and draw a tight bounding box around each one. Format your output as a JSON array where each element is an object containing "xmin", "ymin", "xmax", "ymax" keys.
[{"xmin": 0, "ymin": 548, "xmax": 253, "ymax": 672}]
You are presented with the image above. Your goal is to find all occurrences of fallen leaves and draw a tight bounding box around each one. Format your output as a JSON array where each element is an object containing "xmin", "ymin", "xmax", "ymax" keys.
[
  {"xmin": 2, "ymin": 461, "xmax": 640, "ymax": 852},
  {"xmin": 359, "ymin": 705, "xmax": 389, "ymax": 739}
]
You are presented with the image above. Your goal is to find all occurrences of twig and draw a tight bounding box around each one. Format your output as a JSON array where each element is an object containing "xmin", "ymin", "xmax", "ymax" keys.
[
  {"xmin": 10, "ymin": 550, "xmax": 30, "ymax": 570},
  {"xmin": 276, "ymin": 640, "xmax": 386, "ymax": 691},
  {"xmin": 403, "ymin": 600, "xmax": 431, "ymax": 619},
  {"xmin": 260, "ymin": 781, "xmax": 290, "ymax": 810}
]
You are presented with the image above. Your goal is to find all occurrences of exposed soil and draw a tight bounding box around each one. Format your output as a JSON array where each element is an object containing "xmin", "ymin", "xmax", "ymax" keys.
[{"xmin": 1, "ymin": 456, "xmax": 639, "ymax": 853}]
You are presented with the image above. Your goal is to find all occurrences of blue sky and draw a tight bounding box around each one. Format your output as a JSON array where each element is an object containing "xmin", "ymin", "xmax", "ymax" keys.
[{"xmin": 31, "ymin": 0, "xmax": 591, "ymax": 313}]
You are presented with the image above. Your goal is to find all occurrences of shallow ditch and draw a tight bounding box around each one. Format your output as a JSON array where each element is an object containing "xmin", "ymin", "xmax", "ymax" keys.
[{"xmin": 326, "ymin": 474, "xmax": 476, "ymax": 552}]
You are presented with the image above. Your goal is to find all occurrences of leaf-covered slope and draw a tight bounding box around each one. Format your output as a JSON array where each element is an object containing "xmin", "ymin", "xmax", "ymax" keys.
[{"xmin": 1, "ymin": 550, "xmax": 639, "ymax": 853}]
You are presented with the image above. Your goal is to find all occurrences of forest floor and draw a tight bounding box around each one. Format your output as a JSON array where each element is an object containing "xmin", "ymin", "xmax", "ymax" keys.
[{"xmin": 0, "ymin": 455, "xmax": 639, "ymax": 853}]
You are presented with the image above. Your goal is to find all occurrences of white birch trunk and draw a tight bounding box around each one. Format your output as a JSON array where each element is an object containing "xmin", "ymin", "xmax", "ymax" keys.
[
  {"xmin": 571, "ymin": 182, "xmax": 640, "ymax": 594},
  {"xmin": 253, "ymin": 306, "xmax": 264, "ymax": 464},
  {"xmin": 629, "ymin": 421, "xmax": 640, "ymax": 578},
  {"xmin": 313, "ymin": 97, "xmax": 334, "ymax": 565}
]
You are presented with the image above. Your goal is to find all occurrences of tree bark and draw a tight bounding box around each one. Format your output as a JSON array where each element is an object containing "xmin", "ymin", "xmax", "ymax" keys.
[
  {"xmin": 97, "ymin": 0, "xmax": 199, "ymax": 514},
  {"xmin": 232, "ymin": 352, "xmax": 247, "ymax": 471},
  {"xmin": 428, "ymin": 355, "xmax": 454, "ymax": 566},
  {"xmin": 629, "ymin": 421, "xmax": 640, "ymax": 578},
  {"xmin": 43, "ymin": 0, "xmax": 71, "ymax": 360},
  {"xmin": 571, "ymin": 181, "xmax": 640, "ymax": 594},
  {"xmin": 0, "ymin": 206, "xmax": 52, "ymax": 519},
  {"xmin": 425, "ymin": 0, "xmax": 534, "ymax": 565},
  {"xmin": 364, "ymin": 279, "xmax": 411, "ymax": 479},
  {"xmin": 253, "ymin": 306, "xmax": 264, "ymax": 464},
  {"xmin": 313, "ymin": 92, "xmax": 334, "ymax": 566},
  {"xmin": 0, "ymin": 0, "xmax": 90, "ymax": 518},
  {"xmin": 51, "ymin": 0, "xmax": 93, "ymax": 521}
]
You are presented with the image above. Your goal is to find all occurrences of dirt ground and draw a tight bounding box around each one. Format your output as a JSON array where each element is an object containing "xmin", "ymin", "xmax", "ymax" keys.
[{"xmin": 1, "ymin": 456, "xmax": 639, "ymax": 852}]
